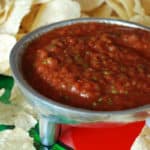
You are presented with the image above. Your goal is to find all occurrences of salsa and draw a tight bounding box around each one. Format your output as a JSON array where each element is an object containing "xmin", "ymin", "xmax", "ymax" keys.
[{"xmin": 22, "ymin": 22, "xmax": 150, "ymax": 111}]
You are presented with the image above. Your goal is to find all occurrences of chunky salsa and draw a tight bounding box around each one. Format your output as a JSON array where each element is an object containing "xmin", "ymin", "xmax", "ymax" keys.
[{"xmin": 22, "ymin": 22, "xmax": 150, "ymax": 111}]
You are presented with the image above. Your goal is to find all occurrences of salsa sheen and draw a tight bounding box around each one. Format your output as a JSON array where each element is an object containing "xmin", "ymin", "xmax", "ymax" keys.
[{"xmin": 22, "ymin": 23, "xmax": 150, "ymax": 111}]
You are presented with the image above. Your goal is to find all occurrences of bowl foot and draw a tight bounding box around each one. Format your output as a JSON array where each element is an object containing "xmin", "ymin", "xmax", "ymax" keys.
[{"xmin": 39, "ymin": 115, "xmax": 60, "ymax": 146}]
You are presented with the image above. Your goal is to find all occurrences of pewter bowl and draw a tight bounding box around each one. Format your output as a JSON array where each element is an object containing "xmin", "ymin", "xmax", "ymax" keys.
[{"xmin": 10, "ymin": 18, "xmax": 150, "ymax": 146}]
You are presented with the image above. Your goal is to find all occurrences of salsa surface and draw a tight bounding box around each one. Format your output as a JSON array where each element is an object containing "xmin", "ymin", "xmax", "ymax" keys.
[{"xmin": 22, "ymin": 22, "xmax": 150, "ymax": 111}]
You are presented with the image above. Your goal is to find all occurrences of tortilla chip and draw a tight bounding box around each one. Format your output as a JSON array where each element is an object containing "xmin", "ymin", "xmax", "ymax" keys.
[
  {"xmin": 0, "ymin": 128, "xmax": 35, "ymax": 150},
  {"xmin": 134, "ymin": 0, "xmax": 145, "ymax": 15},
  {"xmin": 80, "ymin": 13, "xmax": 89, "ymax": 18},
  {"xmin": 0, "ymin": 0, "xmax": 14, "ymax": 24},
  {"xmin": 15, "ymin": 33, "xmax": 26, "ymax": 40},
  {"xmin": 131, "ymin": 125, "xmax": 150, "ymax": 150},
  {"xmin": 0, "ymin": 34, "xmax": 16, "ymax": 74},
  {"xmin": 91, "ymin": 3, "xmax": 113, "ymax": 18},
  {"xmin": 14, "ymin": 112, "xmax": 37, "ymax": 131},
  {"xmin": 10, "ymin": 85, "xmax": 37, "ymax": 119},
  {"xmin": 0, "ymin": 102, "xmax": 37, "ymax": 131},
  {"xmin": 33, "ymin": 0, "xmax": 51, "ymax": 4},
  {"xmin": 130, "ymin": 15, "xmax": 150, "ymax": 26},
  {"xmin": 30, "ymin": 0, "xmax": 81, "ymax": 31},
  {"xmin": 106, "ymin": 0, "xmax": 128, "ymax": 19},
  {"xmin": 20, "ymin": 4, "xmax": 41, "ymax": 33},
  {"xmin": 0, "ymin": 0, "xmax": 32, "ymax": 35},
  {"xmin": 75, "ymin": 0, "xmax": 104, "ymax": 11},
  {"xmin": 117, "ymin": 0, "xmax": 134, "ymax": 18},
  {"xmin": 141, "ymin": 0, "xmax": 150, "ymax": 15}
]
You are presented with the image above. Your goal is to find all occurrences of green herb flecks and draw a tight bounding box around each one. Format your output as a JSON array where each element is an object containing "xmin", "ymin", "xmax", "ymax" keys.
[
  {"xmin": 91, "ymin": 76, "xmax": 98, "ymax": 82},
  {"xmin": 124, "ymin": 91, "xmax": 128, "ymax": 95},
  {"xmin": 82, "ymin": 63, "xmax": 89, "ymax": 69},
  {"xmin": 74, "ymin": 55, "xmax": 89, "ymax": 69},
  {"xmin": 103, "ymin": 70, "xmax": 111, "ymax": 76},
  {"xmin": 97, "ymin": 97, "xmax": 103, "ymax": 104},
  {"xmin": 63, "ymin": 95, "xmax": 70, "ymax": 102},
  {"xmin": 42, "ymin": 57, "xmax": 53, "ymax": 65},
  {"xmin": 74, "ymin": 55, "xmax": 83, "ymax": 64},
  {"xmin": 137, "ymin": 64, "xmax": 144, "ymax": 73},
  {"xmin": 111, "ymin": 86, "xmax": 118, "ymax": 94},
  {"xmin": 42, "ymin": 59, "xmax": 48, "ymax": 64},
  {"xmin": 120, "ymin": 65, "xmax": 126, "ymax": 72},
  {"xmin": 107, "ymin": 98, "xmax": 113, "ymax": 105}
]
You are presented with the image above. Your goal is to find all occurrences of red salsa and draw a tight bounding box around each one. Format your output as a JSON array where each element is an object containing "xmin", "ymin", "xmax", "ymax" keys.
[{"xmin": 22, "ymin": 22, "xmax": 150, "ymax": 111}]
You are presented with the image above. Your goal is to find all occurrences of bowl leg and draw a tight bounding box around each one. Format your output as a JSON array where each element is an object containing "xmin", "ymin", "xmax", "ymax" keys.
[{"xmin": 39, "ymin": 115, "xmax": 60, "ymax": 146}]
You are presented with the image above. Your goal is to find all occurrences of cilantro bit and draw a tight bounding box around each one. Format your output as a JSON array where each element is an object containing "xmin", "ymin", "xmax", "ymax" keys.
[
  {"xmin": 74, "ymin": 55, "xmax": 83, "ymax": 64},
  {"xmin": 91, "ymin": 76, "xmax": 98, "ymax": 81},
  {"xmin": 137, "ymin": 64, "xmax": 144, "ymax": 73},
  {"xmin": 97, "ymin": 97, "xmax": 103, "ymax": 104},
  {"xmin": 120, "ymin": 66, "xmax": 126, "ymax": 72},
  {"xmin": 82, "ymin": 63, "xmax": 89, "ymax": 69},
  {"xmin": 124, "ymin": 91, "xmax": 128, "ymax": 95},
  {"xmin": 107, "ymin": 98, "xmax": 113, "ymax": 105},
  {"xmin": 111, "ymin": 86, "xmax": 118, "ymax": 94},
  {"xmin": 42, "ymin": 57, "xmax": 53, "ymax": 65},
  {"xmin": 63, "ymin": 95, "xmax": 70, "ymax": 101},
  {"xmin": 103, "ymin": 70, "xmax": 111, "ymax": 76}
]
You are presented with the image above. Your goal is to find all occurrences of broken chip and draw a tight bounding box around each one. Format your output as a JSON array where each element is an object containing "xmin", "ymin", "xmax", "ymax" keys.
[
  {"xmin": 0, "ymin": 0, "xmax": 32, "ymax": 35},
  {"xmin": 0, "ymin": 128, "xmax": 35, "ymax": 150},
  {"xmin": 75, "ymin": 0, "xmax": 104, "ymax": 12},
  {"xmin": 0, "ymin": 34, "xmax": 16, "ymax": 74},
  {"xmin": 131, "ymin": 125, "xmax": 150, "ymax": 150},
  {"xmin": 30, "ymin": 0, "xmax": 81, "ymax": 31}
]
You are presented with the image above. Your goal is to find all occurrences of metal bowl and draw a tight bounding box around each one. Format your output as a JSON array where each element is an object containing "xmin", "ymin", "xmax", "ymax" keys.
[{"xmin": 10, "ymin": 18, "xmax": 150, "ymax": 145}]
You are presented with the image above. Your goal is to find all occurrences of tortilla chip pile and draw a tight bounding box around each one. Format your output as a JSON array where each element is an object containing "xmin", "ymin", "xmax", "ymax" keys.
[{"xmin": 0, "ymin": 0, "xmax": 150, "ymax": 149}]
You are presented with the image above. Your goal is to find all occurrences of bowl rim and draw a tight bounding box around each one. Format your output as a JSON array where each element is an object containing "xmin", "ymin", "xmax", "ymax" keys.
[{"xmin": 10, "ymin": 18, "xmax": 150, "ymax": 116}]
